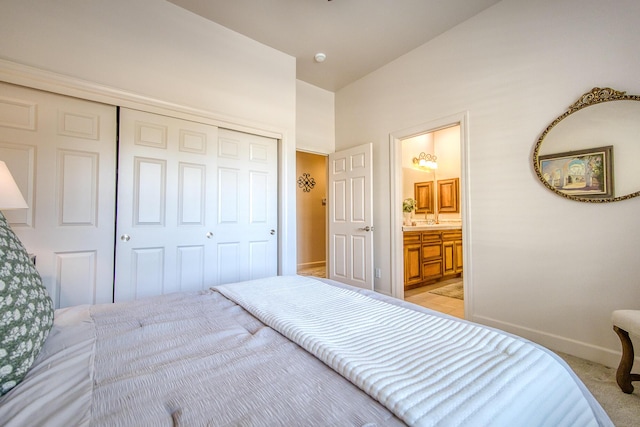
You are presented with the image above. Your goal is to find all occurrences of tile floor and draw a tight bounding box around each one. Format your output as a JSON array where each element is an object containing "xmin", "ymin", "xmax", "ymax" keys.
[
  {"xmin": 404, "ymin": 278, "xmax": 464, "ymax": 319},
  {"xmin": 297, "ymin": 266, "xmax": 464, "ymax": 319}
]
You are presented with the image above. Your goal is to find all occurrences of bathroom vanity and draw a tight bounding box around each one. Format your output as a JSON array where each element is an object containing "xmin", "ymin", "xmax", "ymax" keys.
[{"xmin": 402, "ymin": 224, "xmax": 462, "ymax": 290}]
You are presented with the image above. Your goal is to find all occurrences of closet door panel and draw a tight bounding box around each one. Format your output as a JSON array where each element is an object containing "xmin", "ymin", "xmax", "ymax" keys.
[
  {"xmin": 115, "ymin": 108, "xmax": 218, "ymax": 301},
  {"xmin": 0, "ymin": 82, "xmax": 117, "ymax": 308},
  {"xmin": 215, "ymin": 128, "xmax": 278, "ymax": 283}
]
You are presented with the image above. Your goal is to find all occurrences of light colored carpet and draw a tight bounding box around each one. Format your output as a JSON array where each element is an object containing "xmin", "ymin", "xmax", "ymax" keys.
[
  {"xmin": 428, "ymin": 281, "xmax": 463, "ymax": 300},
  {"xmin": 558, "ymin": 352, "xmax": 640, "ymax": 426}
]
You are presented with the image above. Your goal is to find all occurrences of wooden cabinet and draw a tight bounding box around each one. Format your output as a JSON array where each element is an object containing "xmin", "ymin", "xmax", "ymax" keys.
[
  {"xmin": 437, "ymin": 178, "xmax": 460, "ymax": 213},
  {"xmin": 420, "ymin": 231, "xmax": 442, "ymax": 283},
  {"xmin": 403, "ymin": 232, "xmax": 422, "ymax": 287},
  {"xmin": 414, "ymin": 181, "xmax": 434, "ymax": 214},
  {"xmin": 442, "ymin": 230, "xmax": 462, "ymax": 277},
  {"xmin": 404, "ymin": 229, "xmax": 462, "ymax": 290}
]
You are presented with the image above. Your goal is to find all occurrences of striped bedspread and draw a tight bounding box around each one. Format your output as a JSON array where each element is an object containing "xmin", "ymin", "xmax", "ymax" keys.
[{"xmin": 215, "ymin": 276, "xmax": 610, "ymax": 427}]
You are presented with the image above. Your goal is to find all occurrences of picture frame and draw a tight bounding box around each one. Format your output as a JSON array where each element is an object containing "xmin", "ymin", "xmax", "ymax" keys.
[{"xmin": 538, "ymin": 145, "xmax": 614, "ymax": 199}]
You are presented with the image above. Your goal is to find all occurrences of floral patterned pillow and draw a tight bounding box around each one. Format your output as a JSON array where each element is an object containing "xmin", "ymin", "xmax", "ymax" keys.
[{"xmin": 0, "ymin": 211, "xmax": 53, "ymax": 395}]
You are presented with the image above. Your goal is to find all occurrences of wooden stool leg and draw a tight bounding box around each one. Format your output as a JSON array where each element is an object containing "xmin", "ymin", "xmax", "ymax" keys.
[{"xmin": 614, "ymin": 325, "xmax": 636, "ymax": 393}]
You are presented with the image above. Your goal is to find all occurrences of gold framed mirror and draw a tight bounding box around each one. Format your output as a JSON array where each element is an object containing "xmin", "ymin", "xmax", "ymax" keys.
[{"xmin": 533, "ymin": 87, "xmax": 640, "ymax": 203}]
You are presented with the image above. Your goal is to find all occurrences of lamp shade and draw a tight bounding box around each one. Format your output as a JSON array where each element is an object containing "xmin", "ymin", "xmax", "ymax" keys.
[{"xmin": 0, "ymin": 161, "xmax": 28, "ymax": 209}]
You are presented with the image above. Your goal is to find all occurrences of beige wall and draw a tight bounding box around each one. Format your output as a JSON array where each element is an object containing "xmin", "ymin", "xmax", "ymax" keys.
[
  {"xmin": 336, "ymin": 0, "xmax": 640, "ymax": 368},
  {"xmin": 296, "ymin": 151, "xmax": 327, "ymax": 269}
]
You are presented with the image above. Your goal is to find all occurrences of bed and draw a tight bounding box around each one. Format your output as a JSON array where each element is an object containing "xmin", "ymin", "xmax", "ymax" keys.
[{"xmin": 0, "ymin": 214, "xmax": 613, "ymax": 426}]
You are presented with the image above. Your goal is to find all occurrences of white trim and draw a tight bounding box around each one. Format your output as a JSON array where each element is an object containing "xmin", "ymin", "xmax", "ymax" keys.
[
  {"xmin": 0, "ymin": 58, "xmax": 295, "ymax": 276},
  {"xmin": 389, "ymin": 112, "xmax": 470, "ymax": 317},
  {"xmin": 474, "ymin": 314, "xmax": 625, "ymax": 369}
]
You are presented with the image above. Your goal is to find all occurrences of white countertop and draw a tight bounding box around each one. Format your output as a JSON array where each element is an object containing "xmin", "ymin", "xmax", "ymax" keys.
[{"xmin": 402, "ymin": 224, "xmax": 462, "ymax": 231}]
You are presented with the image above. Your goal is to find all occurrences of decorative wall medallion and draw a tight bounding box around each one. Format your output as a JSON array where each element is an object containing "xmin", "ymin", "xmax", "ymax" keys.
[{"xmin": 297, "ymin": 173, "xmax": 316, "ymax": 192}]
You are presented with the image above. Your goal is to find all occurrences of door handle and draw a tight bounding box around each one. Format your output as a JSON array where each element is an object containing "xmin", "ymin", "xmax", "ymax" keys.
[
  {"xmin": 358, "ymin": 226, "xmax": 374, "ymax": 232},
  {"xmin": 206, "ymin": 232, "xmax": 214, "ymax": 239},
  {"xmin": 270, "ymin": 229, "xmax": 276, "ymax": 235},
  {"xmin": 120, "ymin": 234, "xmax": 131, "ymax": 242}
]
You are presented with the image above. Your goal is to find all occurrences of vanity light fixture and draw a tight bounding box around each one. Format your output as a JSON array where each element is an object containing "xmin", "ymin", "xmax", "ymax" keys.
[{"xmin": 412, "ymin": 152, "xmax": 438, "ymax": 172}]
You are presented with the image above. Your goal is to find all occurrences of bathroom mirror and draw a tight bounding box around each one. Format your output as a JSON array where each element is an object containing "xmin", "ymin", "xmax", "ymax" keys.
[{"xmin": 533, "ymin": 87, "xmax": 640, "ymax": 203}]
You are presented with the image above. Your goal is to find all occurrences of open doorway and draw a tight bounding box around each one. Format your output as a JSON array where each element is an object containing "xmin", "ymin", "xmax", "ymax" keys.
[
  {"xmin": 296, "ymin": 151, "xmax": 328, "ymax": 278},
  {"xmin": 400, "ymin": 126, "xmax": 463, "ymax": 318},
  {"xmin": 389, "ymin": 112, "xmax": 469, "ymax": 319}
]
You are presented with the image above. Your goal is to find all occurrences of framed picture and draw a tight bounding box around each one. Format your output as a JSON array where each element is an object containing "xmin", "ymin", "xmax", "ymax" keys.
[{"xmin": 538, "ymin": 145, "xmax": 614, "ymax": 198}]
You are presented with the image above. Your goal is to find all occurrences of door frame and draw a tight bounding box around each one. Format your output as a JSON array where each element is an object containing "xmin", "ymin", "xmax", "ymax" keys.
[{"xmin": 389, "ymin": 111, "xmax": 471, "ymax": 316}]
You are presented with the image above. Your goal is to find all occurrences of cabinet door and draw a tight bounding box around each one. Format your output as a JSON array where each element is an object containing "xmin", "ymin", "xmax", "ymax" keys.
[
  {"xmin": 437, "ymin": 178, "xmax": 459, "ymax": 213},
  {"xmin": 414, "ymin": 181, "xmax": 434, "ymax": 214},
  {"xmin": 454, "ymin": 239, "xmax": 463, "ymax": 274},
  {"xmin": 442, "ymin": 241, "xmax": 456, "ymax": 276},
  {"xmin": 404, "ymin": 243, "xmax": 422, "ymax": 287}
]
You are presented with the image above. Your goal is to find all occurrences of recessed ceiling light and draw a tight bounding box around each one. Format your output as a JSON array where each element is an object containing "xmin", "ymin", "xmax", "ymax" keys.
[{"xmin": 314, "ymin": 53, "xmax": 327, "ymax": 63}]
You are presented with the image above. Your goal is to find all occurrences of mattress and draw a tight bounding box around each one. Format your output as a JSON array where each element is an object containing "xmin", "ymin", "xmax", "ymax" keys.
[{"xmin": 0, "ymin": 275, "xmax": 613, "ymax": 426}]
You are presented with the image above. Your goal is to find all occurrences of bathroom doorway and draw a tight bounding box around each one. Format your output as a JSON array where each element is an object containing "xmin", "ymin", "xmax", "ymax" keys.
[
  {"xmin": 400, "ymin": 126, "xmax": 463, "ymax": 318},
  {"xmin": 389, "ymin": 112, "xmax": 469, "ymax": 319}
]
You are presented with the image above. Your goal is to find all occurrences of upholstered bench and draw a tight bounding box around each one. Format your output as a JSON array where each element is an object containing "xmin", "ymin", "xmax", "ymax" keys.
[{"xmin": 612, "ymin": 310, "xmax": 640, "ymax": 393}]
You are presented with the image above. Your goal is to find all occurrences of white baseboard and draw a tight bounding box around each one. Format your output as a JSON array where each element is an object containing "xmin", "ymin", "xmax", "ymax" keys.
[
  {"xmin": 296, "ymin": 261, "xmax": 326, "ymax": 270},
  {"xmin": 472, "ymin": 315, "xmax": 630, "ymax": 370}
]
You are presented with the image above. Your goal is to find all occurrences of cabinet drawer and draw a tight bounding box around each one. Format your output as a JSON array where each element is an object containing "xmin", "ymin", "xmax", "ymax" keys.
[
  {"xmin": 441, "ymin": 230, "xmax": 462, "ymax": 241},
  {"xmin": 422, "ymin": 260, "xmax": 442, "ymax": 281},
  {"xmin": 421, "ymin": 231, "xmax": 442, "ymax": 243},
  {"xmin": 403, "ymin": 232, "xmax": 421, "ymax": 244},
  {"xmin": 422, "ymin": 243, "xmax": 442, "ymax": 260}
]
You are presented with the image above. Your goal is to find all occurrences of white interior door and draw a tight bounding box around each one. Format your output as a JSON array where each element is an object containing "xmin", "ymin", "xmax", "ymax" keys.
[
  {"xmin": 115, "ymin": 110, "xmax": 278, "ymax": 301},
  {"xmin": 328, "ymin": 143, "xmax": 374, "ymax": 290},
  {"xmin": 0, "ymin": 82, "xmax": 117, "ymax": 308}
]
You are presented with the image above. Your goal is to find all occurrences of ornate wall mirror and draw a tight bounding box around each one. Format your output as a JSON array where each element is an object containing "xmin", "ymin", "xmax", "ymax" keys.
[{"xmin": 533, "ymin": 87, "xmax": 640, "ymax": 203}]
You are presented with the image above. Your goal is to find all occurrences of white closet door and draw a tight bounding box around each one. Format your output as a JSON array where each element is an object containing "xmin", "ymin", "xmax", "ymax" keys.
[
  {"xmin": 115, "ymin": 108, "xmax": 218, "ymax": 301},
  {"xmin": 0, "ymin": 82, "xmax": 117, "ymax": 308},
  {"xmin": 215, "ymin": 128, "xmax": 278, "ymax": 284},
  {"xmin": 115, "ymin": 112, "xmax": 278, "ymax": 301}
]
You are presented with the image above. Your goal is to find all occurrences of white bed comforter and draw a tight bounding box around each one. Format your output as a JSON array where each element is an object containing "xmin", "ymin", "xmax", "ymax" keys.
[
  {"xmin": 215, "ymin": 276, "xmax": 612, "ymax": 427},
  {"xmin": 0, "ymin": 275, "xmax": 612, "ymax": 426}
]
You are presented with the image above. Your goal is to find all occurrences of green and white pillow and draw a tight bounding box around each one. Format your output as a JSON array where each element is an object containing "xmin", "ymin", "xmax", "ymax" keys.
[{"xmin": 0, "ymin": 211, "xmax": 53, "ymax": 395}]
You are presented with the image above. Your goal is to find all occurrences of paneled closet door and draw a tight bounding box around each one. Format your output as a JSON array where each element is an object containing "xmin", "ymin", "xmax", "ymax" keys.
[
  {"xmin": 115, "ymin": 111, "xmax": 279, "ymax": 301},
  {"xmin": 215, "ymin": 128, "xmax": 278, "ymax": 284},
  {"xmin": 0, "ymin": 82, "xmax": 117, "ymax": 308},
  {"xmin": 115, "ymin": 108, "xmax": 218, "ymax": 301}
]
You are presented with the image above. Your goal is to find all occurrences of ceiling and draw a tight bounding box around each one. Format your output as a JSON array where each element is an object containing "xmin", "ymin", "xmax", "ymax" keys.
[{"xmin": 167, "ymin": 0, "xmax": 501, "ymax": 92}]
